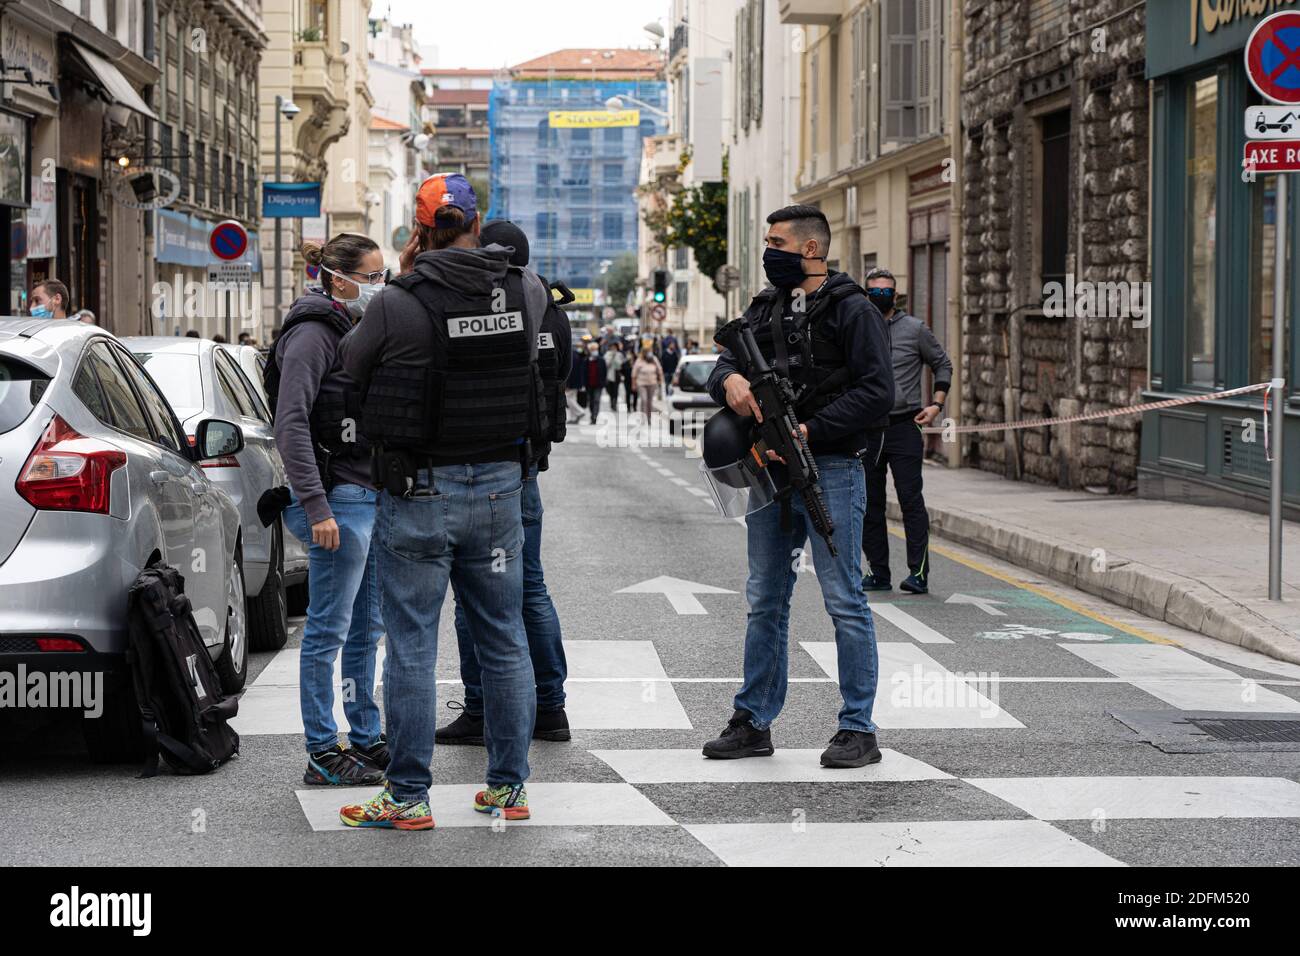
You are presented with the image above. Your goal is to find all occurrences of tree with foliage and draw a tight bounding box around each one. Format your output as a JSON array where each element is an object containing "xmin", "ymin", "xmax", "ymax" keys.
[
  {"xmin": 604, "ymin": 251, "xmax": 639, "ymax": 308},
  {"xmin": 642, "ymin": 150, "xmax": 728, "ymax": 292}
]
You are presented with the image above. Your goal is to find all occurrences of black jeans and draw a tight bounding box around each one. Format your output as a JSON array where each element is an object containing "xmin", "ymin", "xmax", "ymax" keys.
[
  {"xmin": 861, "ymin": 417, "xmax": 930, "ymax": 582},
  {"xmin": 585, "ymin": 385, "xmax": 604, "ymax": 423}
]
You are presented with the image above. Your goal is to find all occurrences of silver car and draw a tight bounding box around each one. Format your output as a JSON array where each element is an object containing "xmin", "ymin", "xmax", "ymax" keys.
[
  {"xmin": 123, "ymin": 337, "xmax": 309, "ymax": 650},
  {"xmin": 0, "ymin": 319, "xmax": 247, "ymax": 761}
]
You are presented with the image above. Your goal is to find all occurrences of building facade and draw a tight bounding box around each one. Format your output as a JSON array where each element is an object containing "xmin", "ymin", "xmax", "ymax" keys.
[
  {"xmin": 960, "ymin": 0, "xmax": 1148, "ymax": 491},
  {"xmin": 0, "ymin": 1, "xmax": 161, "ymax": 333},
  {"xmin": 1141, "ymin": 0, "xmax": 1300, "ymax": 516},
  {"xmin": 422, "ymin": 67, "xmax": 492, "ymax": 205},
  {"xmin": 151, "ymin": 0, "xmax": 266, "ymax": 340},
  {"xmin": 320, "ymin": 0, "xmax": 372, "ymax": 236},
  {"xmin": 489, "ymin": 48, "xmax": 667, "ymax": 322},
  {"xmin": 257, "ymin": 0, "xmax": 355, "ymax": 332},
  {"xmin": 726, "ymin": 0, "xmax": 802, "ymax": 320},
  {"xmin": 366, "ymin": 14, "xmax": 426, "ymax": 267}
]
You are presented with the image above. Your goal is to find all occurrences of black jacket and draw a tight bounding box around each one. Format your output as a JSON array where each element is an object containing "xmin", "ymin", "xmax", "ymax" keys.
[{"xmin": 707, "ymin": 271, "xmax": 895, "ymax": 456}]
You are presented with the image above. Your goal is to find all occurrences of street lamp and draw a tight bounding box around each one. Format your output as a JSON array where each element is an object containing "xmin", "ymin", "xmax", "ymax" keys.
[
  {"xmin": 274, "ymin": 95, "xmax": 300, "ymax": 320},
  {"xmin": 605, "ymin": 94, "xmax": 668, "ymax": 120}
]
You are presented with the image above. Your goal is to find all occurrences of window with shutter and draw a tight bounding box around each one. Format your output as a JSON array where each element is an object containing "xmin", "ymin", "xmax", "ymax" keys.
[
  {"xmin": 883, "ymin": 0, "xmax": 917, "ymax": 146},
  {"xmin": 866, "ymin": 2, "xmax": 879, "ymax": 159},
  {"xmin": 810, "ymin": 50, "xmax": 820, "ymax": 180},
  {"xmin": 917, "ymin": 0, "xmax": 946, "ymax": 138}
]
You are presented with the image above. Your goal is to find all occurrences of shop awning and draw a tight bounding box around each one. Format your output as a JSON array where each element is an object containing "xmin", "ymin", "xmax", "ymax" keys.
[{"xmin": 66, "ymin": 40, "xmax": 157, "ymax": 121}]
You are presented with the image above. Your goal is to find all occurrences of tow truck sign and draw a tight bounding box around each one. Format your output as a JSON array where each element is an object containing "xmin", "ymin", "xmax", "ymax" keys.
[{"xmin": 1246, "ymin": 105, "xmax": 1300, "ymax": 139}]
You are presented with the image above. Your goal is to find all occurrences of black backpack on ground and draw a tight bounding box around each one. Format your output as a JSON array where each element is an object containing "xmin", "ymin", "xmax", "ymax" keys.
[{"xmin": 125, "ymin": 563, "xmax": 240, "ymax": 776}]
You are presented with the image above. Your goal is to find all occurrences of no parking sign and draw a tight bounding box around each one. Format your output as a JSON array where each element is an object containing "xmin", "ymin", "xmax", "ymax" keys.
[
  {"xmin": 209, "ymin": 220, "xmax": 248, "ymax": 262},
  {"xmin": 1246, "ymin": 12, "xmax": 1300, "ymax": 105}
]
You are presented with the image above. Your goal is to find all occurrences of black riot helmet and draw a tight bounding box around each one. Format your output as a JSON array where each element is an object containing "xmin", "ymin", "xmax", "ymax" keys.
[
  {"xmin": 698, "ymin": 407, "xmax": 780, "ymax": 517},
  {"xmin": 481, "ymin": 219, "xmax": 530, "ymax": 267}
]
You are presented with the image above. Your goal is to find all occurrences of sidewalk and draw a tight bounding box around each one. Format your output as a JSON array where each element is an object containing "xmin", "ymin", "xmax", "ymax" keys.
[{"xmin": 886, "ymin": 465, "xmax": 1300, "ymax": 664}]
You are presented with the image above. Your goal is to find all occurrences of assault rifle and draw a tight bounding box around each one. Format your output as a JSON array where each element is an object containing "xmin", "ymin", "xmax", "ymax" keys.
[{"xmin": 715, "ymin": 317, "xmax": 838, "ymax": 557}]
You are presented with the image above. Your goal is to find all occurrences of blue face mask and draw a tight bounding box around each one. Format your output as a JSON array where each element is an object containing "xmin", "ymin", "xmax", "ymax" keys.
[{"xmin": 30, "ymin": 304, "xmax": 51, "ymax": 318}]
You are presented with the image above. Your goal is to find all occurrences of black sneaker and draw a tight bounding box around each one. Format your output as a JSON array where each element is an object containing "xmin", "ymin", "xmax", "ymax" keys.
[
  {"xmin": 820, "ymin": 729, "xmax": 883, "ymax": 768},
  {"xmin": 899, "ymin": 573, "xmax": 928, "ymax": 594},
  {"xmin": 861, "ymin": 572, "xmax": 892, "ymax": 591},
  {"xmin": 353, "ymin": 734, "xmax": 389, "ymax": 772},
  {"xmin": 702, "ymin": 709, "xmax": 774, "ymax": 759},
  {"xmin": 304, "ymin": 744, "xmax": 385, "ymax": 786},
  {"xmin": 534, "ymin": 708, "xmax": 571, "ymax": 742},
  {"xmin": 435, "ymin": 701, "xmax": 484, "ymax": 746}
]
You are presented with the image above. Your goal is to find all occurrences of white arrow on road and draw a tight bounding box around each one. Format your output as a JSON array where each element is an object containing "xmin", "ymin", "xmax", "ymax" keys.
[
  {"xmin": 945, "ymin": 593, "xmax": 1008, "ymax": 616},
  {"xmin": 616, "ymin": 576, "xmax": 736, "ymax": 615}
]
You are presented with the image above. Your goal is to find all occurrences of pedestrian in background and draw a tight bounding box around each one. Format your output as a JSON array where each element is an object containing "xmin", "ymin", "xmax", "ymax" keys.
[
  {"xmin": 661, "ymin": 338, "xmax": 681, "ymax": 396},
  {"xmin": 860, "ymin": 267, "xmax": 952, "ymax": 596},
  {"xmin": 565, "ymin": 340, "xmax": 584, "ymax": 423},
  {"xmin": 582, "ymin": 340, "xmax": 606, "ymax": 423},
  {"xmin": 632, "ymin": 347, "xmax": 663, "ymax": 425},
  {"xmin": 268, "ymin": 232, "xmax": 389, "ymax": 787},
  {"xmin": 29, "ymin": 279, "xmax": 70, "ymax": 319},
  {"xmin": 605, "ymin": 340, "xmax": 625, "ymax": 412}
]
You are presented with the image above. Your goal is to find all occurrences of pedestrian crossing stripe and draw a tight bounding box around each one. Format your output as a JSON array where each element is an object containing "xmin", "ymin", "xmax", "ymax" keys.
[
  {"xmin": 966, "ymin": 775, "xmax": 1300, "ymax": 820},
  {"xmin": 590, "ymin": 748, "xmax": 953, "ymax": 783}
]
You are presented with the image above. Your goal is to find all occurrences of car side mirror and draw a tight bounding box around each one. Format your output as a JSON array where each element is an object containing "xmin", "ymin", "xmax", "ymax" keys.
[{"xmin": 196, "ymin": 418, "xmax": 244, "ymax": 460}]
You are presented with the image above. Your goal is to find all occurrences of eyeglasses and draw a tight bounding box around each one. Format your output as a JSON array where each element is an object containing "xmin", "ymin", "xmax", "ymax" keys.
[{"xmin": 346, "ymin": 268, "xmax": 392, "ymax": 285}]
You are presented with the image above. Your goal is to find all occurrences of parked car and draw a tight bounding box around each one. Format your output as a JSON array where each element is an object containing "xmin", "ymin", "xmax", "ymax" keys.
[
  {"xmin": 0, "ymin": 319, "xmax": 247, "ymax": 761},
  {"xmin": 668, "ymin": 353, "xmax": 721, "ymax": 434},
  {"xmin": 220, "ymin": 342, "xmax": 271, "ymax": 413},
  {"xmin": 122, "ymin": 337, "xmax": 308, "ymax": 650}
]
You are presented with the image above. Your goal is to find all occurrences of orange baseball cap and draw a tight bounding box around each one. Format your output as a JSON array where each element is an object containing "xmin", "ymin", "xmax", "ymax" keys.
[{"xmin": 416, "ymin": 173, "xmax": 478, "ymax": 227}]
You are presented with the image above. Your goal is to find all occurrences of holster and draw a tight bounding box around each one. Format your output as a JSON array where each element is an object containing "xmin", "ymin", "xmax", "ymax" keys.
[{"xmin": 373, "ymin": 446, "xmax": 422, "ymax": 498}]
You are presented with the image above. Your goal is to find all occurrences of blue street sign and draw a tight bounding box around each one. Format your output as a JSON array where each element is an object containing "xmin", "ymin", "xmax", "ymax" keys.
[{"xmin": 262, "ymin": 182, "xmax": 322, "ymax": 219}]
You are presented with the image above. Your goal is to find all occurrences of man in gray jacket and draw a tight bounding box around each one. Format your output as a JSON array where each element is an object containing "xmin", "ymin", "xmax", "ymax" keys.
[{"xmin": 861, "ymin": 267, "xmax": 952, "ymax": 595}]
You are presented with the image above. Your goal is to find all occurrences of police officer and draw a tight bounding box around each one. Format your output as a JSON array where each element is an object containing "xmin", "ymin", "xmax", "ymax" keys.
[
  {"xmin": 336, "ymin": 174, "xmax": 550, "ymax": 830},
  {"xmin": 438, "ymin": 219, "xmax": 572, "ymax": 746},
  {"xmin": 701, "ymin": 204, "xmax": 895, "ymax": 769}
]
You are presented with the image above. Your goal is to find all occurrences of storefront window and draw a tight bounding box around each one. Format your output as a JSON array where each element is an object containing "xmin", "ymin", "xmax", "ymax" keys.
[
  {"xmin": 1185, "ymin": 75, "xmax": 1218, "ymax": 387},
  {"xmin": 1249, "ymin": 175, "xmax": 1290, "ymax": 387}
]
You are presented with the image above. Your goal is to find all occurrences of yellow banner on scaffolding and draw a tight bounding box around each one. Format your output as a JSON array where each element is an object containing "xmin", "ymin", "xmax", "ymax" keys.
[
  {"xmin": 568, "ymin": 288, "xmax": 596, "ymax": 305},
  {"xmin": 548, "ymin": 109, "xmax": 640, "ymax": 129}
]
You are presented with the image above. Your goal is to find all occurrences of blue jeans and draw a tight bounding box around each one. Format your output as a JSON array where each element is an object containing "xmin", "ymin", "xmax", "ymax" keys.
[
  {"xmin": 283, "ymin": 483, "xmax": 384, "ymax": 754},
  {"xmin": 453, "ymin": 466, "xmax": 567, "ymax": 714},
  {"xmin": 377, "ymin": 461, "xmax": 535, "ymax": 802},
  {"xmin": 734, "ymin": 455, "xmax": 880, "ymax": 733}
]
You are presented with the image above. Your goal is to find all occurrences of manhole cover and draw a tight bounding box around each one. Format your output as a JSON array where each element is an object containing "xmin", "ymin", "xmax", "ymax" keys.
[
  {"xmin": 1187, "ymin": 718, "xmax": 1300, "ymax": 743},
  {"xmin": 1111, "ymin": 710, "xmax": 1300, "ymax": 753}
]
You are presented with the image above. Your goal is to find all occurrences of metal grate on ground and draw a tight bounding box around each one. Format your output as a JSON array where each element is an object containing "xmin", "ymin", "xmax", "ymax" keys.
[{"xmin": 1187, "ymin": 718, "xmax": 1300, "ymax": 744}]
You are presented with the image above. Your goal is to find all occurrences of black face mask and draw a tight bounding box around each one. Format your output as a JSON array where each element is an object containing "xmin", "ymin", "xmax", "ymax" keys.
[
  {"xmin": 763, "ymin": 248, "xmax": 827, "ymax": 291},
  {"xmin": 867, "ymin": 288, "xmax": 896, "ymax": 313}
]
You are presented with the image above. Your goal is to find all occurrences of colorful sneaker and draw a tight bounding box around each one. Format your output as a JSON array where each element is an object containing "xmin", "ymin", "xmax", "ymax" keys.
[
  {"xmin": 304, "ymin": 744, "xmax": 385, "ymax": 786},
  {"xmin": 473, "ymin": 784, "xmax": 530, "ymax": 820},
  {"xmin": 339, "ymin": 788, "xmax": 434, "ymax": 830}
]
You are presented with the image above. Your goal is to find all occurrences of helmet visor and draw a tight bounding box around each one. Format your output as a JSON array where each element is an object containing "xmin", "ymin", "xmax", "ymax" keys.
[{"xmin": 699, "ymin": 449, "xmax": 780, "ymax": 518}]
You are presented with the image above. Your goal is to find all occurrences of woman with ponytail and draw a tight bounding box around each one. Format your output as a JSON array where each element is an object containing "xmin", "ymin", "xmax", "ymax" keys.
[{"xmin": 267, "ymin": 233, "xmax": 390, "ymax": 787}]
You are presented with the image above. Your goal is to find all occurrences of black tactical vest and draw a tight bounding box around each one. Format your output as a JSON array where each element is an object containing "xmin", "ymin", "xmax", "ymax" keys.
[
  {"xmin": 266, "ymin": 298, "xmax": 371, "ymax": 470},
  {"xmin": 361, "ymin": 268, "xmax": 546, "ymax": 460},
  {"xmin": 535, "ymin": 300, "xmax": 567, "ymax": 448},
  {"xmin": 745, "ymin": 288, "xmax": 855, "ymax": 419}
]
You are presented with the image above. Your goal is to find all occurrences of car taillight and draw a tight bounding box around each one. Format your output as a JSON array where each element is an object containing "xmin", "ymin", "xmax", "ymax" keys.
[
  {"xmin": 34, "ymin": 637, "xmax": 85, "ymax": 652},
  {"xmin": 16, "ymin": 414, "xmax": 126, "ymax": 514}
]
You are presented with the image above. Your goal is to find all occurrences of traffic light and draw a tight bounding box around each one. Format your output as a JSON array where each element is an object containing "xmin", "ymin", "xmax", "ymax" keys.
[{"xmin": 652, "ymin": 268, "xmax": 669, "ymax": 303}]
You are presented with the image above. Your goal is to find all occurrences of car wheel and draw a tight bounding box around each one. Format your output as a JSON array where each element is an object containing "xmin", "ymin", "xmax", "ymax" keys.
[
  {"xmin": 82, "ymin": 676, "xmax": 145, "ymax": 764},
  {"xmin": 247, "ymin": 524, "xmax": 289, "ymax": 652},
  {"xmin": 215, "ymin": 546, "xmax": 249, "ymax": 694}
]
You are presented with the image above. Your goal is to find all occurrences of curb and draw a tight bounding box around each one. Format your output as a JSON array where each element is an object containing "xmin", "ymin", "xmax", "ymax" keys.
[{"xmin": 886, "ymin": 499, "xmax": 1300, "ymax": 666}]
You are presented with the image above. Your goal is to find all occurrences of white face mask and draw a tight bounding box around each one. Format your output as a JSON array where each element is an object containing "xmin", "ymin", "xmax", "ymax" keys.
[{"xmin": 322, "ymin": 266, "xmax": 383, "ymax": 317}]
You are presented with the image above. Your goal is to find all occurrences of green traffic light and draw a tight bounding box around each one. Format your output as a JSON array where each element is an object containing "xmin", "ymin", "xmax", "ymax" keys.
[{"xmin": 653, "ymin": 292, "xmax": 665, "ymax": 302}]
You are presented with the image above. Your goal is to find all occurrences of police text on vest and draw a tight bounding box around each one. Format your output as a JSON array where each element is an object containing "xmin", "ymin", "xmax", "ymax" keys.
[{"xmin": 448, "ymin": 312, "xmax": 523, "ymax": 337}]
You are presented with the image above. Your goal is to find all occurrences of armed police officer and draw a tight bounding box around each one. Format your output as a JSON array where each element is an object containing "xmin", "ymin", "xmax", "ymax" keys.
[
  {"xmin": 438, "ymin": 219, "xmax": 572, "ymax": 747},
  {"xmin": 336, "ymin": 174, "xmax": 551, "ymax": 829},
  {"xmin": 701, "ymin": 205, "xmax": 895, "ymax": 769}
]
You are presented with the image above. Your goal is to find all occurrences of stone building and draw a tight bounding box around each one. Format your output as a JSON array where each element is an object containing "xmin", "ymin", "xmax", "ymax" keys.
[{"xmin": 960, "ymin": 0, "xmax": 1148, "ymax": 492}]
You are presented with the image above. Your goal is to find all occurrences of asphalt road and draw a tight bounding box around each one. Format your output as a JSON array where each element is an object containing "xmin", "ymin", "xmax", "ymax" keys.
[{"xmin": 3, "ymin": 408, "xmax": 1300, "ymax": 866}]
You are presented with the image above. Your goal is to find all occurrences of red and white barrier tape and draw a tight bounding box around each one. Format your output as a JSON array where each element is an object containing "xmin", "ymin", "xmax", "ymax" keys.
[{"xmin": 920, "ymin": 382, "xmax": 1272, "ymax": 435}]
